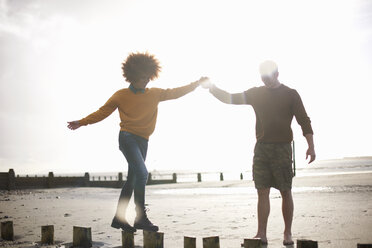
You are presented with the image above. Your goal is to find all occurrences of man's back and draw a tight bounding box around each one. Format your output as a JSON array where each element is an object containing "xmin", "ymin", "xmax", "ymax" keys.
[{"xmin": 240, "ymin": 84, "xmax": 312, "ymax": 143}]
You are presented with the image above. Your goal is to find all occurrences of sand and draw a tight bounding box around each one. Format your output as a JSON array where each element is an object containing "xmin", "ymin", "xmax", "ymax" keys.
[{"xmin": 0, "ymin": 172, "xmax": 372, "ymax": 248}]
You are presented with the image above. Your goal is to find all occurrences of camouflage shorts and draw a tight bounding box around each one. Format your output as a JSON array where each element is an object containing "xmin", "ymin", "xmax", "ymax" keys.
[{"xmin": 252, "ymin": 142, "xmax": 293, "ymax": 191}]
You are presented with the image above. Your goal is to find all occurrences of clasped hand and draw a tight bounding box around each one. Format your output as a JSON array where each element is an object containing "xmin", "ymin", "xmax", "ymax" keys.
[{"xmin": 197, "ymin": 77, "xmax": 212, "ymax": 89}]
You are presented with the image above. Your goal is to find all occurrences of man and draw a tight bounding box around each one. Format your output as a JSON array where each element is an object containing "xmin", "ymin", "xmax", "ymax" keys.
[
  {"xmin": 203, "ymin": 60, "xmax": 315, "ymax": 245},
  {"xmin": 68, "ymin": 52, "xmax": 208, "ymax": 232}
]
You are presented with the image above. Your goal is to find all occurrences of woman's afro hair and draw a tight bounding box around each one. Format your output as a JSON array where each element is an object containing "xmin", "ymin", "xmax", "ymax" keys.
[{"xmin": 122, "ymin": 52, "xmax": 161, "ymax": 83}]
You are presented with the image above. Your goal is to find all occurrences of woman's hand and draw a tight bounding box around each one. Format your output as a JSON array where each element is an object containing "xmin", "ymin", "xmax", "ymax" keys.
[{"xmin": 67, "ymin": 121, "xmax": 82, "ymax": 130}]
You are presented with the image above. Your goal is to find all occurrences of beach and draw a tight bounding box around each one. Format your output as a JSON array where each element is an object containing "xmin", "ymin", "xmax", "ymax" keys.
[{"xmin": 1, "ymin": 172, "xmax": 371, "ymax": 248}]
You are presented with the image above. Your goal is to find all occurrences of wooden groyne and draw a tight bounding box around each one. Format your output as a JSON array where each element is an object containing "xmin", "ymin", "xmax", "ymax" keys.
[
  {"xmin": 0, "ymin": 169, "xmax": 246, "ymax": 190},
  {"xmin": 1, "ymin": 221, "xmax": 371, "ymax": 247}
]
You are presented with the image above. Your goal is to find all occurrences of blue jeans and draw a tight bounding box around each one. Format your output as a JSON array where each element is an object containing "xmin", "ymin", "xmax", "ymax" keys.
[{"xmin": 115, "ymin": 131, "xmax": 149, "ymax": 218}]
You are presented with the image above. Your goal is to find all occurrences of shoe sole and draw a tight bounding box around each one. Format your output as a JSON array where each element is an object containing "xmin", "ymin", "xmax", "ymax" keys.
[
  {"xmin": 111, "ymin": 223, "xmax": 137, "ymax": 232},
  {"xmin": 133, "ymin": 225, "xmax": 159, "ymax": 232}
]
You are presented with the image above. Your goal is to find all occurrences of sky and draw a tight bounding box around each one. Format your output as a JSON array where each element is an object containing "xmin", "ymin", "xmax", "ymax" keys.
[{"xmin": 0, "ymin": 0, "xmax": 372, "ymax": 175}]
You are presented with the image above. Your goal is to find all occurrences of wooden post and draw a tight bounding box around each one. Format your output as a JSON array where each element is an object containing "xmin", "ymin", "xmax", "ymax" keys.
[
  {"xmin": 184, "ymin": 236, "xmax": 196, "ymax": 248},
  {"xmin": 118, "ymin": 172, "xmax": 124, "ymax": 187},
  {"xmin": 8, "ymin": 169, "xmax": 15, "ymax": 190},
  {"xmin": 1, "ymin": 221, "xmax": 14, "ymax": 241},
  {"xmin": 143, "ymin": 230, "xmax": 164, "ymax": 248},
  {"xmin": 73, "ymin": 226, "xmax": 92, "ymax": 247},
  {"xmin": 358, "ymin": 245, "xmax": 372, "ymax": 248},
  {"xmin": 240, "ymin": 173, "xmax": 243, "ymax": 180},
  {"xmin": 41, "ymin": 225, "xmax": 54, "ymax": 245},
  {"xmin": 243, "ymin": 238, "xmax": 262, "ymax": 248},
  {"xmin": 148, "ymin": 173, "xmax": 153, "ymax": 184},
  {"xmin": 122, "ymin": 231, "xmax": 134, "ymax": 248},
  {"xmin": 297, "ymin": 239, "xmax": 318, "ymax": 248},
  {"xmin": 47, "ymin": 172, "xmax": 54, "ymax": 188},
  {"xmin": 172, "ymin": 173, "xmax": 177, "ymax": 183},
  {"xmin": 197, "ymin": 173, "xmax": 202, "ymax": 182},
  {"xmin": 203, "ymin": 236, "xmax": 220, "ymax": 248},
  {"xmin": 219, "ymin": 173, "xmax": 224, "ymax": 181},
  {"xmin": 84, "ymin": 172, "xmax": 90, "ymax": 186}
]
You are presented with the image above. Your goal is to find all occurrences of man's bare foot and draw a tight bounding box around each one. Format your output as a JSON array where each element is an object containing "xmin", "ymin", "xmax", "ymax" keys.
[
  {"xmin": 253, "ymin": 235, "xmax": 268, "ymax": 245},
  {"xmin": 283, "ymin": 233, "xmax": 294, "ymax": 245}
]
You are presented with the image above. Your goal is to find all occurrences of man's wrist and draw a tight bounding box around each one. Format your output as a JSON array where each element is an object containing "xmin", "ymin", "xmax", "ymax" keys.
[{"xmin": 208, "ymin": 84, "xmax": 216, "ymax": 92}]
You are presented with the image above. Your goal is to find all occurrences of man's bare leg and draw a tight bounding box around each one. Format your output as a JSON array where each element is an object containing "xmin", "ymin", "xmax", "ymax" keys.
[
  {"xmin": 280, "ymin": 189, "xmax": 294, "ymax": 245},
  {"xmin": 253, "ymin": 188, "xmax": 270, "ymax": 243}
]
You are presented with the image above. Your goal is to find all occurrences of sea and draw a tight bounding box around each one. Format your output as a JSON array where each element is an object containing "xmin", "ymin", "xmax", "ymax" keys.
[
  {"xmin": 13, "ymin": 157, "xmax": 372, "ymax": 196},
  {"xmin": 22, "ymin": 157, "xmax": 372, "ymax": 183}
]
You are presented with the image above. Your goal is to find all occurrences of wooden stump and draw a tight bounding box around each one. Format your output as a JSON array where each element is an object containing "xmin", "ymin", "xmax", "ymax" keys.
[
  {"xmin": 41, "ymin": 225, "xmax": 54, "ymax": 244},
  {"xmin": 184, "ymin": 236, "xmax": 196, "ymax": 248},
  {"xmin": 122, "ymin": 231, "xmax": 134, "ymax": 248},
  {"xmin": 297, "ymin": 239, "xmax": 318, "ymax": 248},
  {"xmin": 203, "ymin": 236, "xmax": 220, "ymax": 248},
  {"xmin": 1, "ymin": 221, "xmax": 14, "ymax": 241},
  {"xmin": 243, "ymin": 238, "xmax": 262, "ymax": 248},
  {"xmin": 73, "ymin": 226, "xmax": 92, "ymax": 247},
  {"xmin": 358, "ymin": 244, "xmax": 372, "ymax": 248},
  {"xmin": 143, "ymin": 230, "xmax": 164, "ymax": 248},
  {"xmin": 197, "ymin": 173, "xmax": 202, "ymax": 182},
  {"xmin": 8, "ymin": 169, "xmax": 15, "ymax": 190}
]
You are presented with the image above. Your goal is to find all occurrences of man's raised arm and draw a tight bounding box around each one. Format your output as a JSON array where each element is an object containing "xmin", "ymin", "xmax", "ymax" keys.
[{"xmin": 207, "ymin": 84, "xmax": 246, "ymax": 104}]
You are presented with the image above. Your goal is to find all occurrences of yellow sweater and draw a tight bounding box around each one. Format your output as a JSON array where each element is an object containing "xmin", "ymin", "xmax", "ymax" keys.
[{"xmin": 79, "ymin": 82, "xmax": 200, "ymax": 139}]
